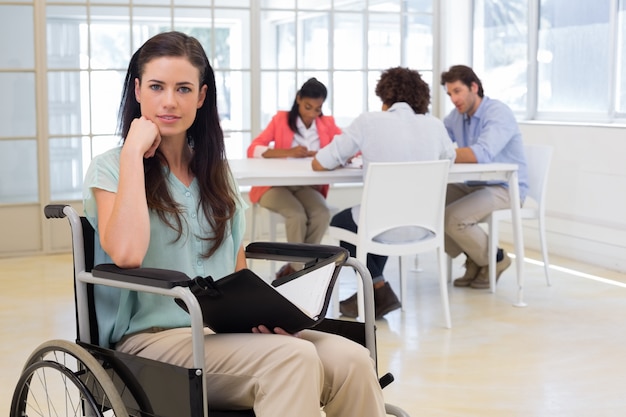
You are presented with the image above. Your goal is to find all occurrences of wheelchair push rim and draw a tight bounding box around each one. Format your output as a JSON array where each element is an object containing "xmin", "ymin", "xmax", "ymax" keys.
[{"xmin": 10, "ymin": 339, "xmax": 129, "ymax": 417}]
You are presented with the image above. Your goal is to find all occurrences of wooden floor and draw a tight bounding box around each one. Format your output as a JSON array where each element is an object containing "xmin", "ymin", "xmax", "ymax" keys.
[{"xmin": 2, "ymin": 243, "xmax": 625, "ymax": 416}]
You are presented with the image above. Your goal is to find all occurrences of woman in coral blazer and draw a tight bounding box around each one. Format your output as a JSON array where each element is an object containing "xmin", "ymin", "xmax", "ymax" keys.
[{"xmin": 247, "ymin": 78, "xmax": 341, "ymax": 278}]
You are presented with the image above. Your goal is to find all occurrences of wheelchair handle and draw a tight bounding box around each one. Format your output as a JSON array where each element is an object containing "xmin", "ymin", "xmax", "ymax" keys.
[{"xmin": 44, "ymin": 204, "xmax": 69, "ymax": 219}]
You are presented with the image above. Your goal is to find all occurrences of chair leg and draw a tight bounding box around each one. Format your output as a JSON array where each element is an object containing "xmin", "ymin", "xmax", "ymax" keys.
[
  {"xmin": 410, "ymin": 254, "xmax": 423, "ymax": 272},
  {"xmin": 251, "ymin": 205, "xmax": 283, "ymax": 277},
  {"xmin": 268, "ymin": 210, "xmax": 280, "ymax": 242},
  {"xmin": 399, "ymin": 256, "xmax": 406, "ymax": 312},
  {"xmin": 488, "ymin": 216, "xmax": 498, "ymax": 293},
  {"xmin": 267, "ymin": 210, "xmax": 283, "ymax": 276},
  {"xmin": 437, "ymin": 247, "xmax": 452, "ymax": 328},
  {"xmin": 250, "ymin": 204, "xmax": 258, "ymax": 242},
  {"xmin": 538, "ymin": 213, "xmax": 551, "ymax": 286},
  {"xmin": 248, "ymin": 204, "xmax": 259, "ymax": 270},
  {"xmin": 446, "ymin": 255, "xmax": 453, "ymax": 283}
]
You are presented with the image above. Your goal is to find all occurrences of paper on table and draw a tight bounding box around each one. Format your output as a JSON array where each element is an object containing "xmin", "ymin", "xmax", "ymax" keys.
[
  {"xmin": 344, "ymin": 155, "xmax": 363, "ymax": 169},
  {"xmin": 273, "ymin": 262, "xmax": 336, "ymax": 318}
]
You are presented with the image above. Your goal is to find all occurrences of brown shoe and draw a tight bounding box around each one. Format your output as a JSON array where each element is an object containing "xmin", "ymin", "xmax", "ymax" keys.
[
  {"xmin": 470, "ymin": 251, "xmax": 512, "ymax": 289},
  {"xmin": 275, "ymin": 263, "xmax": 296, "ymax": 280},
  {"xmin": 374, "ymin": 282, "xmax": 401, "ymax": 319},
  {"xmin": 453, "ymin": 257, "xmax": 480, "ymax": 287},
  {"xmin": 339, "ymin": 292, "xmax": 359, "ymax": 318},
  {"xmin": 339, "ymin": 282, "xmax": 402, "ymax": 319}
]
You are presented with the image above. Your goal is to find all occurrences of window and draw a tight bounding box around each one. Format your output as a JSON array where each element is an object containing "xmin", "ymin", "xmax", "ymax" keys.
[
  {"xmin": 537, "ymin": 0, "xmax": 611, "ymax": 116},
  {"xmin": 474, "ymin": 0, "xmax": 626, "ymax": 122},
  {"xmin": 473, "ymin": 0, "xmax": 528, "ymax": 113},
  {"xmin": 0, "ymin": 4, "xmax": 38, "ymax": 204},
  {"xmin": 45, "ymin": 2, "xmax": 251, "ymax": 201},
  {"xmin": 2, "ymin": 0, "xmax": 435, "ymax": 205},
  {"xmin": 259, "ymin": 1, "xmax": 435, "ymax": 128}
]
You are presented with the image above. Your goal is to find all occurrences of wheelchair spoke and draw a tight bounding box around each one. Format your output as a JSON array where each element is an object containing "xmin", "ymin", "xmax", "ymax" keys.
[
  {"xmin": 11, "ymin": 341, "xmax": 129, "ymax": 417},
  {"xmin": 23, "ymin": 365, "xmax": 85, "ymax": 417}
]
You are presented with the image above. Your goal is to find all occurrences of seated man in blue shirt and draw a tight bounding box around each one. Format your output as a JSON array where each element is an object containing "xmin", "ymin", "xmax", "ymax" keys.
[{"xmin": 440, "ymin": 65, "xmax": 528, "ymax": 289}]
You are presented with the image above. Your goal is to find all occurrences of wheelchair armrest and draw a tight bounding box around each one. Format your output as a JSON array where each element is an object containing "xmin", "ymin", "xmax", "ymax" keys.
[
  {"xmin": 245, "ymin": 241, "xmax": 348, "ymax": 264},
  {"xmin": 88, "ymin": 264, "xmax": 208, "ymax": 372},
  {"xmin": 92, "ymin": 264, "xmax": 193, "ymax": 289},
  {"xmin": 92, "ymin": 241, "xmax": 349, "ymax": 287}
]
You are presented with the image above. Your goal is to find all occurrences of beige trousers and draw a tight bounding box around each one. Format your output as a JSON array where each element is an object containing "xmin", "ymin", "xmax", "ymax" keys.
[
  {"xmin": 444, "ymin": 183, "xmax": 511, "ymax": 266},
  {"xmin": 116, "ymin": 327, "xmax": 386, "ymax": 417},
  {"xmin": 258, "ymin": 186, "xmax": 330, "ymax": 245}
]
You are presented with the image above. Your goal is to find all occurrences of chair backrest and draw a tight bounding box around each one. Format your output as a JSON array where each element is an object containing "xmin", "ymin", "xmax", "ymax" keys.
[
  {"xmin": 358, "ymin": 160, "xmax": 450, "ymax": 244},
  {"xmin": 523, "ymin": 144, "xmax": 553, "ymax": 205}
]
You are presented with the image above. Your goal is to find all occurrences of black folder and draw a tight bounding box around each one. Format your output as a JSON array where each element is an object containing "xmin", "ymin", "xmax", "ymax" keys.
[{"xmin": 176, "ymin": 244, "xmax": 349, "ymax": 334}]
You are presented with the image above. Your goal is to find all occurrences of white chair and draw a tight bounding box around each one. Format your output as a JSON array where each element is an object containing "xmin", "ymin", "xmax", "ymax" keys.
[
  {"xmin": 477, "ymin": 144, "xmax": 553, "ymax": 292},
  {"xmin": 329, "ymin": 160, "xmax": 452, "ymax": 328}
]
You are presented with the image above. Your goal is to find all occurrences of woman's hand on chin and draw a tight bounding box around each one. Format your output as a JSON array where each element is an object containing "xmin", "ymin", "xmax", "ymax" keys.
[{"xmin": 125, "ymin": 116, "xmax": 162, "ymax": 159}]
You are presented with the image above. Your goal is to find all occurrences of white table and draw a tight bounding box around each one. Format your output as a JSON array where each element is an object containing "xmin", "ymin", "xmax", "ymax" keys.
[
  {"xmin": 229, "ymin": 157, "xmax": 363, "ymax": 186},
  {"xmin": 229, "ymin": 158, "xmax": 526, "ymax": 307}
]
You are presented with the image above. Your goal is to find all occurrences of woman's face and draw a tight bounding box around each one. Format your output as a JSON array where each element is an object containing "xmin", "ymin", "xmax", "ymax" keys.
[
  {"xmin": 134, "ymin": 56, "xmax": 207, "ymax": 140},
  {"xmin": 296, "ymin": 96, "xmax": 325, "ymax": 128}
]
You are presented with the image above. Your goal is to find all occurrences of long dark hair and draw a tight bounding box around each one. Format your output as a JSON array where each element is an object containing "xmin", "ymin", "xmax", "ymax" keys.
[
  {"xmin": 287, "ymin": 77, "xmax": 328, "ymax": 134},
  {"xmin": 118, "ymin": 31, "xmax": 237, "ymax": 258}
]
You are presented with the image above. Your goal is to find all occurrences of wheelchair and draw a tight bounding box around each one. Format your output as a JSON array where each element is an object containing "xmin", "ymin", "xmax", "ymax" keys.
[{"xmin": 10, "ymin": 204, "xmax": 410, "ymax": 417}]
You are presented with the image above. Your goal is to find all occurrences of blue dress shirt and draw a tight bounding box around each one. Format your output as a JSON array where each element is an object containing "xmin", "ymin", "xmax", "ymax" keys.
[{"xmin": 443, "ymin": 96, "xmax": 528, "ymax": 200}]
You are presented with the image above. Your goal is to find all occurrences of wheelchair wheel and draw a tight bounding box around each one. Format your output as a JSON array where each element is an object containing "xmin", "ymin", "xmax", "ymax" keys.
[{"xmin": 10, "ymin": 339, "xmax": 129, "ymax": 417}]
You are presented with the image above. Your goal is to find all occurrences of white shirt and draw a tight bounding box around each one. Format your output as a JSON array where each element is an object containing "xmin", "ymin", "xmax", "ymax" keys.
[
  {"xmin": 293, "ymin": 117, "xmax": 320, "ymax": 151},
  {"xmin": 315, "ymin": 102, "xmax": 456, "ymax": 225},
  {"xmin": 315, "ymin": 102, "xmax": 455, "ymax": 176}
]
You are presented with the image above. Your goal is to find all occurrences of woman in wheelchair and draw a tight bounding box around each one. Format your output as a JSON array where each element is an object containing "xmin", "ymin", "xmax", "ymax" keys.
[{"xmin": 82, "ymin": 31, "xmax": 386, "ymax": 417}]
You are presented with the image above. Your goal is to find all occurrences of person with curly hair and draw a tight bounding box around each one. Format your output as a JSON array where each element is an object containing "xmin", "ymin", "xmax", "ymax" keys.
[{"xmin": 312, "ymin": 67, "xmax": 455, "ymax": 319}]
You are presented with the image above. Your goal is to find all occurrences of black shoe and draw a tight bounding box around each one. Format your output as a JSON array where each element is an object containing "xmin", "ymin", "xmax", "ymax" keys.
[
  {"xmin": 338, "ymin": 282, "xmax": 402, "ymax": 319},
  {"xmin": 374, "ymin": 282, "xmax": 401, "ymax": 319}
]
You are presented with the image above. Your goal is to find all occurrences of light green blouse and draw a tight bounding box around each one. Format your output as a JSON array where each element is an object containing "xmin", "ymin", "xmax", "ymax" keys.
[{"xmin": 83, "ymin": 147, "xmax": 246, "ymax": 348}]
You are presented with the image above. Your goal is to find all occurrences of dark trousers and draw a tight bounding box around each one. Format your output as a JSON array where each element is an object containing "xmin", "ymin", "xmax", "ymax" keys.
[{"xmin": 330, "ymin": 208, "xmax": 387, "ymax": 281}]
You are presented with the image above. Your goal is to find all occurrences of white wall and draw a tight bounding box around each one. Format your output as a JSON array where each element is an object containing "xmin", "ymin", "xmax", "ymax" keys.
[{"xmin": 508, "ymin": 123, "xmax": 626, "ymax": 273}]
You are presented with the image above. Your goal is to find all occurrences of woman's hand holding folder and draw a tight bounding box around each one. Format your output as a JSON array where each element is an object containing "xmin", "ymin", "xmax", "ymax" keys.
[{"xmin": 252, "ymin": 324, "xmax": 300, "ymax": 337}]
